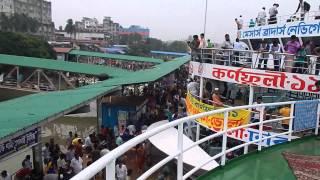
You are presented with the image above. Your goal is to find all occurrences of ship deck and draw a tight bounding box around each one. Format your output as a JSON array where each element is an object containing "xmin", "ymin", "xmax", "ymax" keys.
[{"xmin": 198, "ymin": 136, "xmax": 320, "ymax": 180}]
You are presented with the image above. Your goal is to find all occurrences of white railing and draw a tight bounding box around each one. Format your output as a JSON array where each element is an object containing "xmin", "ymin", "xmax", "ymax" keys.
[
  {"xmin": 72, "ymin": 100, "xmax": 320, "ymax": 180},
  {"xmin": 242, "ymin": 10, "xmax": 320, "ymax": 28},
  {"xmin": 198, "ymin": 48, "xmax": 320, "ymax": 75}
]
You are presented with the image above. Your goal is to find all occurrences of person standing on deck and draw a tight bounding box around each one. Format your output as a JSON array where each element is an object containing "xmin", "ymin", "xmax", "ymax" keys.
[
  {"xmin": 221, "ymin": 34, "xmax": 233, "ymax": 65},
  {"xmin": 212, "ymin": 88, "xmax": 224, "ymax": 107},
  {"xmin": 199, "ymin": 33, "xmax": 207, "ymax": 49},
  {"xmin": 295, "ymin": 0, "xmax": 311, "ymax": 21},
  {"xmin": 189, "ymin": 35, "xmax": 201, "ymax": 62},
  {"xmin": 284, "ymin": 35, "xmax": 301, "ymax": 72},
  {"xmin": 269, "ymin": 40, "xmax": 281, "ymax": 71},
  {"xmin": 269, "ymin": 3, "xmax": 279, "ymax": 24},
  {"xmin": 257, "ymin": 7, "xmax": 267, "ymax": 26}
]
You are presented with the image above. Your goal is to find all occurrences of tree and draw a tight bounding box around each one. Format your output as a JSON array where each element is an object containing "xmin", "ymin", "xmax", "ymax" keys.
[
  {"xmin": 0, "ymin": 32, "xmax": 56, "ymax": 59},
  {"xmin": 164, "ymin": 41, "xmax": 188, "ymax": 52},
  {"xmin": 146, "ymin": 38, "xmax": 163, "ymax": 51},
  {"xmin": 0, "ymin": 13, "xmax": 39, "ymax": 33},
  {"xmin": 65, "ymin": 19, "xmax": 75, "ymax": 39},
  {"xmin": 0, "ymin": 13, "xmax": 12, "ymax": 31}
]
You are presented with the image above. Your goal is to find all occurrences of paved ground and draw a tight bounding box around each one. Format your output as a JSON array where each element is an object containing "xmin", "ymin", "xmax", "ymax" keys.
[{"xmin": 198, "ymin": 136, "xmax": 320, "ymax": 180}]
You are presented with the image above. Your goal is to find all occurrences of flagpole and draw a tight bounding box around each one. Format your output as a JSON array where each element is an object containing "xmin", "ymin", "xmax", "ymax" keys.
[{"xmin": 203, "ymin": 0, "xmax": 208, "ymax": 34}]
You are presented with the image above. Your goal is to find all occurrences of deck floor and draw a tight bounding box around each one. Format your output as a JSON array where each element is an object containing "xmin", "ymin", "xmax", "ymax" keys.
[{"xmin": 198, "ymin": 136, "xmax": 320, "ymax": 180}]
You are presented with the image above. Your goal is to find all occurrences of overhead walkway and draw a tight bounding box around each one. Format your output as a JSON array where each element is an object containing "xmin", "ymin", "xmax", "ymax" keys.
[
  {"xmin": 0, "ymin": 54, "xmax": 131, "ymax": 77},
  {"xmin": 69, "ymin": 50, "xmax": 164, "ymax": 64},
  {"xmin": 0, "ymin": 53, "xmax": 190, "ymax": 141},
  {"xmin": 198, "ymin": 136, "xmax": 320, "ymax": 180}
]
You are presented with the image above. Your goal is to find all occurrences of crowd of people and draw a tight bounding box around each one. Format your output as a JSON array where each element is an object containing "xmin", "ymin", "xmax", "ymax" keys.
[
  {"xmin": 78, "ymin": 57, "xmax": 154, "ymax": 71},
  {"xmin": 0, "ymin": 65, "xmax": 191, "ymax": 180},
  {"xmin": 189, "ymin": 30, "xmax": 320, "ymax": 75},
  {"xmin": 236, "ymin": 0, "xmax": 320, "ymax": 29}
]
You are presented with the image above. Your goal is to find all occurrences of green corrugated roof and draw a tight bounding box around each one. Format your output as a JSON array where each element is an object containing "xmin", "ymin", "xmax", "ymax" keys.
[
  {"xmin": 0, "ymin": 54, "xmax": 131, "ymax": 77},
  {"xmin": 0, "ymin": 54, "xmax": 190, "ymax": 140},
  {"xmin": 81, "ymin": 55, "xmax": 190, "ymax": 88},
  {"xmin": 0, "ymin": 86, "xmax": 118, "ymax": 139},
  {"xmin": 69, "ymin": 50, "xmax": 164, "ymax": 64}
]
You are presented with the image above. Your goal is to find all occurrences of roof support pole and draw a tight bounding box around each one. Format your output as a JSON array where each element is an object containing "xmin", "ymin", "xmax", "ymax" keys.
[
  {"xmin": 21, "ymin": 69, "xmax": 37, "ymax": 85},
  {"xmin": 16, "ymin": 66, "xmax": 20, "ymax": 88},
  {"xmin": 58, "ymin": 72, "xmax": 61, "ymax": 91},
  {"xmin": 40, "ymin": 71, "xmax": 56, "ymax": 91},
  {"xmin": 60, "ymin": 72, "xmax": 75, "ymax": 89},
  {"xmin": 5, "ymin": 66, "xmax": 18, "ymax": 79},
  {"xmin": 37, "ymin": 70, "xmax": 41, "ymax": 91}
]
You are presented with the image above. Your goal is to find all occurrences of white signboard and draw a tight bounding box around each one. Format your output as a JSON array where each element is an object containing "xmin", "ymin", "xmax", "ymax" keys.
[
  {"xmin": 240, "ymin": 20, "xmax": 320, "ymax": 39},
  {"xmin": 190, "ymin": 62, "xmax": 320, "ymax": 94}
]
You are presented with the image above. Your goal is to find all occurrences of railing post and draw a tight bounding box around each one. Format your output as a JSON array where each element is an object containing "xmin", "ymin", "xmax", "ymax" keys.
[
  {"xmin": 221, "ymin": 111, "xmax": 228, "ymax": 166},
  {"xmin": 258, "ymin": 106, "xmax": 265, "ymax": 151},
  {"xmin": 196, "ymin": 123, "xmax": 200, "ymax": 141},
  {"xmin": 105, "ymin": 160, "xmax": 116, "ymax": 180},
  {"xmin": 315, "ymin": 101, "xmax": 320, "ymax": 135},
  {"xmin": 243, "ymin": 144, "xmax": 248, "ymax": 155},
  {"xmin": 177, "ymin": 123, "xmax": 184, "ymax": 180},
  {"xmin": 288, "ymin": 103, "xmax": 295, "ymax": 141}
]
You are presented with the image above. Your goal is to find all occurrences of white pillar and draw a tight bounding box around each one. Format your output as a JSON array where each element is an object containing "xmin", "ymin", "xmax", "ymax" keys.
[
  {"xmin": 177, "ymin": 123, "xmax": 184, "ymax": 180},
  {"xmin": 105, "ymin": 160, "xmax": 116, "ymax": 180},
  {"xmin": 258, "ymin": 106, "xmax": 265, "ymax": 151},
  {"xmin": 244, "ymin": 85, "xmax": 254, "ymax": 154},
  {"xmin": 196, "ymin": 76, "xmax": 204, "ymax": 141},
  {"xmin": 249, "ymin": 85, "xmax": 254, "ymax": 106},
  {"xmin": 221, "ymin": 111, "xmax": 229, "ymax": 166},
  {"xmin": 288, "ymin": 103, "xmax": 295, "ymax": 141},
  {"xmin": 315, "ymin": 101, "xmax": 320, "ymax": 135}
]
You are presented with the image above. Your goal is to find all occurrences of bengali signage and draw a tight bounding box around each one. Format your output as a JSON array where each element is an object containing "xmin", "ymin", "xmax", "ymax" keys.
[
  {"xmin": 186, "ymin": 93, "xmax": 250, "ymax": 131},
  {"xmin": 186, "ymin": 93, "xmax": 297, "ymax": 147},
  {"xmin": 220, "ymin": 126, "xmax": 295, "ymax": 147},
  {"xmin": 0, "ymin": 128, "xmax": 39, "ymax": 158},
  {"xmin": 190, "ymin": 62, "xmax": 320, "ymax": 94},
  {"xmin": 240, "ymin": 20, "xmax": 320, "ymax": 39}
]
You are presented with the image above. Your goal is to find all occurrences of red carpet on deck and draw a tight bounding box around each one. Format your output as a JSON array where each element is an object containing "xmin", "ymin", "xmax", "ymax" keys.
[{"xmin": 283, "ymin": 152, "xmax": 320, "ymax": 180}]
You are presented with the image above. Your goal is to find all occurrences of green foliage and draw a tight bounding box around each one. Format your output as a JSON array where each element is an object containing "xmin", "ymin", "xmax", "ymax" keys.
[
  {"xmin": 163, "ymin": 41, "xmax": 188, "ymax": 53},
  {"xmin": 119, "ymin": 33, "xmax": 188, "ymax": 56},
  {"xmin": 0, "ymin": 13, "xmax": 39, "ymax": 33},
  {"xmin": 0, "ymin": 32, "xmax": 56, "ymax": 59},
  {"xmin": 64, "ymin": 19, "xmax": 76, "ymax": 38}
]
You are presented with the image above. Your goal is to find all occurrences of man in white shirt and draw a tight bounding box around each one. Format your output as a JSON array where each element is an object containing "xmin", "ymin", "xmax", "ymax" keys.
[
  {"xmin": 70, "ymin": 154, "xmax": 83, "ymax": 174},
  {"xmin": 221, "ymin": 34, "xmax": 233, "ymax": 65},
  {"xmin": 233, "ymin": 38, "xmax": 244, "ymax": 65},
  {"xmin": 187, "ymin": 78, "xmax": 200, "ymax": 96},
  {"xmin": 257, "ymin": 7, "xmax": 267, "ymax": 26},
  {"xmin": 252, "ymin": 97, "xmax": 264, "ymax": 122},
  {"xmin": 199, "ymin": 33, "xmax": 207, "ymax": 49},
  {"xmin": 127, "ymin": 124, "xmax": 136, "ymax": 136},
  {"xmin": 1, "ymin": 170, "xmax": 10, "ymax": 180},
  {"xmin": 116, "ymin": 161, "xmax": 127, "ymax": 180},
  {"xmin": 84, "ymin": 134, "xmax": 93, "ymax": 150}
]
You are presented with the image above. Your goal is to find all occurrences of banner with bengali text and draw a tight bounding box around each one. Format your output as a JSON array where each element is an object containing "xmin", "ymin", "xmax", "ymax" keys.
[
  {"xmin": 186, "ymin": 93, "xmax": 298, "ymax": 147},
  {"xmin": 239, "ymin": 20, "xmax": 320, "ymax": 39},
  {"xmin": 190, "ymin": 61, "xmax": 320, "ymax": 94},
  {"xmin": 186, "ymin": 93, "xmax": 250, "ymax": 131}
]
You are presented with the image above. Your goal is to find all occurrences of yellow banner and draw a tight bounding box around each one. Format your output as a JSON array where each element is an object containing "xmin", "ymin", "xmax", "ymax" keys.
[{"xmin": 186, "ymin": 93, "xmax": 250, "ymax": 131}]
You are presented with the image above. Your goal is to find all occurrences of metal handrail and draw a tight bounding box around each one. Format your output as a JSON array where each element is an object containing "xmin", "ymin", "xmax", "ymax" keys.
[
  {"xmin": 196, "ymin": 48, "xmax": 320, "ymax": 74},
  {"xmin": 71, "ymin": 100, "xmax": 320, "ymax": 180},
  {"xmin": 241, "ymin": 10, "xmax": 320, "ymax": 28}
]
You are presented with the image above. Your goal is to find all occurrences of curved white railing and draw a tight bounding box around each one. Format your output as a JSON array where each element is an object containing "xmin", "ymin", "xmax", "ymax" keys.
[{"xmin": 71, "ymin": 100, "xmax": 320, "ymax": 180}]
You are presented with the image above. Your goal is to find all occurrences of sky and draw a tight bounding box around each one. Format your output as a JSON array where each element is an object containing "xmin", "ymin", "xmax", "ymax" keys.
[{"xmin": 51, "ymin": 0, "xmax": 320, "ymax": 42}]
